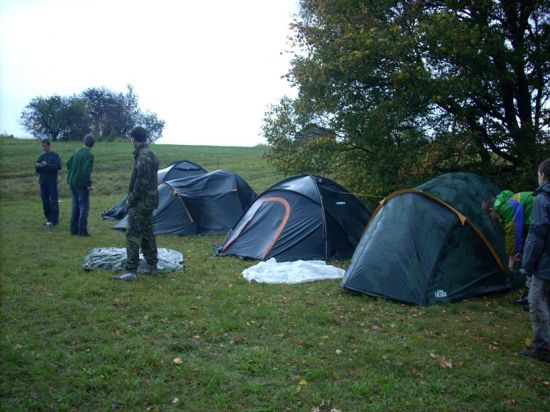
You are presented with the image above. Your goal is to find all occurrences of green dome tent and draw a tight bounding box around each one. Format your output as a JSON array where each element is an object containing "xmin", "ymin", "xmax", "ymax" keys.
[{"xmin": 342, "ymin": 172, "xmax": 516, "ymax": 306}]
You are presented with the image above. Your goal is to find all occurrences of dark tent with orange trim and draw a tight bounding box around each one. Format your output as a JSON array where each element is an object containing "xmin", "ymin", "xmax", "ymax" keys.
[
  {"xmin": 342, "ymin": 172, "xmax": 518, "ymax": 306},
  {"xmin": 101, "ymin": 160, "xmax": 207, "ymax": 220},
  {"xmin": 216, "ymin": 175, "xmax": 371, "ymax": 262}
]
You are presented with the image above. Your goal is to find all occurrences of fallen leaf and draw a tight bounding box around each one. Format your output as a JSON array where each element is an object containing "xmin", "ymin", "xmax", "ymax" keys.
[
  {"xmin": 438, "ymin": 356, "xmax": 453, "ymax": 368},
  {"xmin": 173, "ymin": 357, "xmax": 183, "ymax": 364},
  {"xmin": 299, "ymin": 379, "xmax": 308, "ymax": 385},
  {"xmin": 335, "ymin": 349, "xmax": 342, "ymax": 355}
]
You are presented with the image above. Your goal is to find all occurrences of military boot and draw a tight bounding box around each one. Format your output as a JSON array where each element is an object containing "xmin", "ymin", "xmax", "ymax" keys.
[{"xmin": 143, "ymin": 263, "xmax": 158, "ymax": 275}]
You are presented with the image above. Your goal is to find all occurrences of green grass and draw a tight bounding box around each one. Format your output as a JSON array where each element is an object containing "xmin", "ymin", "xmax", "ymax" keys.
[{"xmin": 1, "ymin": 138, "xmax": 548, "ymax": 411}]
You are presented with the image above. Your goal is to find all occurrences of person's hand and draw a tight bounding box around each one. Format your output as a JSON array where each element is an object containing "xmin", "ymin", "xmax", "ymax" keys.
[
  {"xmin": 508, "ymin": 255, "xmax": 516, "ymax": 272},
  {"xmin": 41, "ymin": 161, "xmax": 47, "ymax": 166}
]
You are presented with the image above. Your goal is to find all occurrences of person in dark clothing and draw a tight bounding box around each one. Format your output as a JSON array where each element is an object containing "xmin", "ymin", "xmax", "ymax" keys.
[
  {"xmin": 113, "ymin": 126, "xmax": 159, "ymax": 281},
  {"xmin": 67, "ymin": 134, "xmax": 95, "ymax": 236},
  {"xmin": 520, "ymin": 158, "xmax": 550, "ymax": 362},
  {"xmin": 35, "ymin": 139, "xmax": 61, "ymax": 226}
]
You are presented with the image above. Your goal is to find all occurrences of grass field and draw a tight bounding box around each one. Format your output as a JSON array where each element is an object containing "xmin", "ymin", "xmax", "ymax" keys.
[{"xmin": 1, "ymin": 137, "xmax": 548, "ymax": 411}]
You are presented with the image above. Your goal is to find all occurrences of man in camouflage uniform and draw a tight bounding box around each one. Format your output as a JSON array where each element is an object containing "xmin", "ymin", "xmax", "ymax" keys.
[{"xmin": 113, "ymin": 126, "xmax": 160, "ymax": 281}]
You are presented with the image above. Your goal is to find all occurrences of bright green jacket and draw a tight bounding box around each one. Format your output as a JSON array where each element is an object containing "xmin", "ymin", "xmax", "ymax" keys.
[
  {"xmin": 493, "ymin": 191, "xmax": 533, "ymax": 255},
  {"xmin": 67, "ymin": 147, "xmax": 94, "ymax": 188}
]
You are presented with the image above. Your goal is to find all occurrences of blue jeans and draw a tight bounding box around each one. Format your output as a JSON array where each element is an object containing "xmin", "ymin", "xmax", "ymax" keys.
[
  {"xmin": 40, "ymin": 180, "xmax": 59, "ymax": 224},
  {"xmin": 70, "ymin": 186, "xmax": 90, "ymax": 235},
  {"xmin": 527, "ymin": 275, "xmax": 550, "ymax": 349}
]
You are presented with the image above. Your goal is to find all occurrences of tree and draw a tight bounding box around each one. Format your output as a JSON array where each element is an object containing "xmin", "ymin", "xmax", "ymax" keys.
[
  {"xmin": 263, "ymin": 0, "xmax": 550, "ymax": 194},
  {"xmin": 137, "ymin": 111, "xmax": 165, "ymax": 142},
  {"xmin": 20, "ymin": 95, "xmax": 91, "ymax": 141},
  {"xmin": 21, "ymin": 85, "xmax": 165, "ymax": 142},
  {"xmin": 81, "ymin": 85, "xmax": 140, "ymax": 139}
]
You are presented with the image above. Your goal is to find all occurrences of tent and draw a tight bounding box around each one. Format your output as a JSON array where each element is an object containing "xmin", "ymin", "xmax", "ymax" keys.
[
  {"xmin": 101, "ymin": 160, "xmax": 207, "ymax": 220},
  {"xmin": 216, "ymin": 174, "xmax": 371, "ymax": 261},
  {"xmin": 113, "ymin": 169, "xmax": 256, "ymax": 235},
  {"xmin": 341, "ymin": 172, "xmax": 514, "ymax": 306}
]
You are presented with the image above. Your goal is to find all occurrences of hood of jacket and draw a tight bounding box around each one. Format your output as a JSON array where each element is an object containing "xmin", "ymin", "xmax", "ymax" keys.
[{"xmin": 494, "ymin": 190, "xmax": 513, "ymax": 210}]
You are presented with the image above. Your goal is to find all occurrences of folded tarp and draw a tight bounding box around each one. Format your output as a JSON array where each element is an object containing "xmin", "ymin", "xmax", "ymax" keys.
[
  {"xmin": 242, "ymin": 258, "xmax": 344, "ymax": 284},
  {"xmin": 82, "ymin": 247, "xmax": 185, "ymax": 272}
]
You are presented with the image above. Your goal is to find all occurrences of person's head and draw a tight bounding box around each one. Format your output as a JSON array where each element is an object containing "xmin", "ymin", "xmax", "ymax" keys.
[
  {"xmin": 130, "ymin": 126, "xmax": 148, "ymax": 146},
  {"xmin": 41, "ymin": 138, "xmax": 51, "ymax": 152},
  {"xmin": 483, "ymin": 196, "xmax": 498, "ymax": 221},
  {"xmin": 538, "ymin": 158, "xmax": 550, "ymax": 186},
  {"xmin": 83, "ymin": 134, "xmax": 95, "ymax": 149}
]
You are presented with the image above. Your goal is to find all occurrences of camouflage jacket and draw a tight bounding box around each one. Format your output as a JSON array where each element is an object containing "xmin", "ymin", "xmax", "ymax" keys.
[{"xmin": 127, "ymin": 143, "xmax": 159, "ymax": 210}]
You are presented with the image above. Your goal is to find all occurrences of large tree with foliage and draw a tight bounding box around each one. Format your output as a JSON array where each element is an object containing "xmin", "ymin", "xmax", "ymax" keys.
[
  {"xmin": 20, "ymin": 95, "xmax": 91, "ymax": 141},
  {"xmin": 263, "ymin": 0, "xmax": 550, "ymax": 196},
  {"xmin": 21, "ymin": 85, "xmax": 165, "ymax": 142},
  {"xmin": 81, "ymin": 86, "xmax": 139, "ymax": 139}
]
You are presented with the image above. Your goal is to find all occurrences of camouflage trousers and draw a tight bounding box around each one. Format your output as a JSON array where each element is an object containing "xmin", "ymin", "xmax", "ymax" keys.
[{"xmin": 125, "ymin": 207, "xmax": 158, "ymax": 272}]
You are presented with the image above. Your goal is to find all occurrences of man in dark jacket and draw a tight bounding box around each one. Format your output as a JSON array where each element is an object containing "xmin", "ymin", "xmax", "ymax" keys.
[
  {"xmin": 113, "ymin": 126, "xmax": 159, "ymax": 281},
  {"xmin": 520, "ymin": 158, "xmax": 550, "ymax": 362},
  {"xmin": 35, "ymin": 139, "xmax": 61, "ymax": 226},
  {"xmin": 67, "ymin": 134, "xmax": 95, "ymax": 236}
]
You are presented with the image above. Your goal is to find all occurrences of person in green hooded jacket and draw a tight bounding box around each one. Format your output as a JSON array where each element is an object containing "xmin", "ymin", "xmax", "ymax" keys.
[
  {"xmin": 484, "ymin": 189, "xmax": 534, "ymax": 307},
  {"xmin": 484, "ymin": 190, "xmax": 534, "ymax": 271}
]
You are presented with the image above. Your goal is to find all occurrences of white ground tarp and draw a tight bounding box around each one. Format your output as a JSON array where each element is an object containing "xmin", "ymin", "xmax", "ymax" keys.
[
  {"xmin": 242, "ymin": 258, "xmax": 344, "ymax": 284},
  {"xmin": 82, "ymin": 247, "xmax": 184, "ymax": 272}
]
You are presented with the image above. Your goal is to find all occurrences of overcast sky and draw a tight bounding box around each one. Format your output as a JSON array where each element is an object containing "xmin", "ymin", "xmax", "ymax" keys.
[{"xmin": 0, "ymin": 0, "xmax": 299, "ymax": 146}]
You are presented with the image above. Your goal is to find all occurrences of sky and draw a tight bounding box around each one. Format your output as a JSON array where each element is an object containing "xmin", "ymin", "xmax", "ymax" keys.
[{"xmin": 0, "ymin": 0, "xmax": 299, "ymax": 146}]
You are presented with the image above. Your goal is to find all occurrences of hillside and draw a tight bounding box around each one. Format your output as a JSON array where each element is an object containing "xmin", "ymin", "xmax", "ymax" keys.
[{"xmin": 0, "ymin": 138, "xmax": 548, "ymax": 411}]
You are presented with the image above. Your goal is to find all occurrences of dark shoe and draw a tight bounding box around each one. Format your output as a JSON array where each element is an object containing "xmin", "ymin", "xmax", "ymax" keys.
[
  {"xmin": 112, "ymin": 272, "xmax": 137, "ymax": 281},
  {"xmin": 78, "ymin": 232, "xmax": 91, "ymax": 237},
  {"xmin": 44, "ymin": 221, "xmax": 54, "ymax": 228},
  {"xmin": 521, "ymin": 345, "xmax": 550, "ymax": 361},
  {"xmin": 513, "ymin": 296, "xmax": 528, "ymax": 305},
  {"xmin": 143, "ymin": 264, "xmax": 158, "ymax": 275}
]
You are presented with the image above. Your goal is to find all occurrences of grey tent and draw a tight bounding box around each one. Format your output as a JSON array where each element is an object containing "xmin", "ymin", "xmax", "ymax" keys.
[
  {"xmin": 114, "ymin": 169, "xmax": 256, "ymax": 235},
  {"xmin": 341, "ymin": 172, "xmax": 515, "ymax": 306},
  {"xmin": 216, "ymin": 174, "xmax": 371, "ymax": 261},
  {"xmin": 101, "ymin": 160, "xmax": 207, "ymax": 220}
]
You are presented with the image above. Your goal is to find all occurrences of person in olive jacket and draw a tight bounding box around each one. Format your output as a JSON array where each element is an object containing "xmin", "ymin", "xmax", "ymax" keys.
[
  {"xmin": 35, "ymin": 138, "xmax": 61, "ymax": 226},
  {"xmin": 520, "ymin": 158, "xmax": 550, "ymax": 362},
  {"xmin": 113, "ymin": 126, "xmax": 159, "ymax": 281},
  {"xmin": 67, "ymin": 134, "xmax": 95, "ymax": 236}
]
